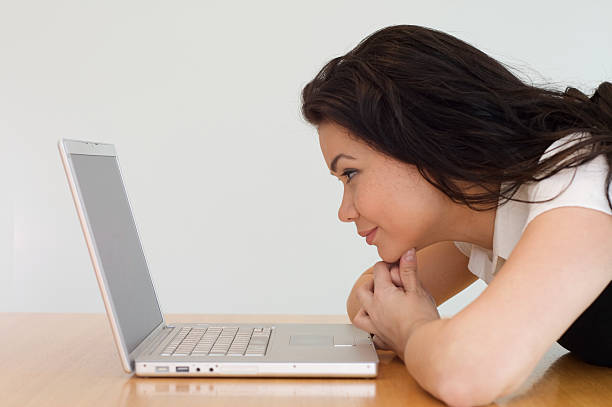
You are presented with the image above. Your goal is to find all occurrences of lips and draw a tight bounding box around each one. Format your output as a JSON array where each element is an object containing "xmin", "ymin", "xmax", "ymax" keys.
[
  {"xmin": 357, "ymin": 227, "xmax": 378, "ymax": 245},
  {"xmin": 358, "ymin": 227, "xmax": 377, "ymax": 237},
  {"xmin": 365, "ymin": 228, "xmax": 378, "ymax": 245}
]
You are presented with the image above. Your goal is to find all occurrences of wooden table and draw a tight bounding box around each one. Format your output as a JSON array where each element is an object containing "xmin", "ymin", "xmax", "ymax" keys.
[{"xmin": 1, "ymin": 313, "xmax": 610, "ymax": 406}]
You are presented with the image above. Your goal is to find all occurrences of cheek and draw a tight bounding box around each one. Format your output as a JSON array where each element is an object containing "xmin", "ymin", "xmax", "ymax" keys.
[
  {"xmin": 370, "ymin": 186, "xmax": 440, "ymax": 259},
  {"xmin": 353, "ymin": 187, "xmax": 383, "ymax": 219}
]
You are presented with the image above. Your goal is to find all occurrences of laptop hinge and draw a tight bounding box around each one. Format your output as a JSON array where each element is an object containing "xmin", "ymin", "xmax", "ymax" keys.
[{"xmin": 128, "ymin": 322, "xmax": 172, "ymax": 368}]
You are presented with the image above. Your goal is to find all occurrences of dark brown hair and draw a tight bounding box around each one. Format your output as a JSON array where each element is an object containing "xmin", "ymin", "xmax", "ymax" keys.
[{"xmin": 302, "ymin": 25, "xmax": 612, "ymax": 211}]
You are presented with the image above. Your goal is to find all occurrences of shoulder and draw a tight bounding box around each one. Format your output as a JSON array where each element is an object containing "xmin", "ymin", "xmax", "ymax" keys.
[{"xmin": 524, "ymin": 132, "xmax": 611, "ymax": 226}]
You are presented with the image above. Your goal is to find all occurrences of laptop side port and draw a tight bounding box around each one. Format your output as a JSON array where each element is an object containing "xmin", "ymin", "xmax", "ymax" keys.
[
  {"xmin": 155, "ymin": 366, "xmax": 169, "ymax": 373},
  {"xmin": 176, "ymin": 366, "xmax": 190, "ymax": 373}
]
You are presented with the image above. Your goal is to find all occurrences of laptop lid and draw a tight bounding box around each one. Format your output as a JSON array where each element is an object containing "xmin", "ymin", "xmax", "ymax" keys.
[{"xmin": 59, "ymin": 139, "xmax": 165, "ymax": 372}]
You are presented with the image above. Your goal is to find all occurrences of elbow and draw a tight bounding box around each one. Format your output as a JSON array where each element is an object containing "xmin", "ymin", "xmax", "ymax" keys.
[
  {"xmin": 404, "ymin": 321, "xmax": 535, "ymax": 405},
  {"xmin": 431, "ymin": 349, "xmax": 530, "ymax": 407},
  {"xmin": 436, "ymin": 378, "xmax": 498, "ymax": 407},
  {"xmin": 435, "ymin": 370, "xmax": 524, "ymax": 407},
  {"xmin": 427, "ymin": 336, "xmax": 533, "ymax": 406}
]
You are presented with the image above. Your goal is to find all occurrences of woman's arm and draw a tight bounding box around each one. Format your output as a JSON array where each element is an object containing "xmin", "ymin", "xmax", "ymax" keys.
[{"xmin": 403, "ymin": 206, "xmax": 612, "ymax": 406}]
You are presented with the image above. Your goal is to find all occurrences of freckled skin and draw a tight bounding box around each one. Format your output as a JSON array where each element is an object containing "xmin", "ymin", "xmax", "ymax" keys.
[{"xmin": 318, "ymin": 121, "xmax": 496, "ymax": 262}]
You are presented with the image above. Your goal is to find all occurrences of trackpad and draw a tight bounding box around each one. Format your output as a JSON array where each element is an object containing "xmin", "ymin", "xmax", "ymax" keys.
[{"xmin": 289, "ymin": 335, "xmax": 333, "ymax": 346}]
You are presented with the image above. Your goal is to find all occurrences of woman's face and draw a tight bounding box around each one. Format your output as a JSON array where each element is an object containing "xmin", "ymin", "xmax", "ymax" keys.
[{"xmin": 318, "ymin": 121, "xmax": 454, "ymax": 263}]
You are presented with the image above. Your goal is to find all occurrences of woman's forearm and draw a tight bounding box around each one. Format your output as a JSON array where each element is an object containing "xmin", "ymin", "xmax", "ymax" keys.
[
  {"xmin": 402, "ymin": 318, "xmax": 452, "ymax": 400},
  {"xmin": 402, "ymin": 318, "xmax": 510, "ymax": 406}
]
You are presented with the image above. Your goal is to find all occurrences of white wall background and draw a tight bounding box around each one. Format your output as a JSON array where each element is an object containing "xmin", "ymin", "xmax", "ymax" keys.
[{"xmin": 1, "ymin": 0, "xmax": 610, "ymax": 316}]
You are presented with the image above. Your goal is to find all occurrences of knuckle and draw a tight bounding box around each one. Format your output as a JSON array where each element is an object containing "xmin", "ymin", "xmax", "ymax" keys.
[
  {"xmin": 354, "ymin": 310, "xmax": 365, "ymax": 322},
  {"xmin": 373, "ymin": 261, "xmax": 388, "ymax": 271}
]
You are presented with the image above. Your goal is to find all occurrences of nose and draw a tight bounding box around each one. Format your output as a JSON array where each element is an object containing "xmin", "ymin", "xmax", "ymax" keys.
[{"xmin": 338, "ymin": 187, "xmax": 358, "ymax": 223}]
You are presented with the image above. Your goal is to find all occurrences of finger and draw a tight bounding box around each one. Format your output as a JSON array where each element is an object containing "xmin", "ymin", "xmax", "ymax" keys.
[
  {"xmin": 399, "ymin": 248, "xmax": 420, "ymax": 292},
  {"xmin": 364, "ymin": 276, "xmax": 374, "ymax": 292},
  {"xmin": 372, "ymin": 261, "xmax": 392, "ymax": 273},
  {"xmin": 352, "ymin": 307, "xmax": 378, "ymax": 334},
  {"xmin": 372, "ymin": 335, "xmax": 391, "ymax": 350},
  {"xmin": 355, "ymin": 278, "xmax": 374, "ymax": 308},
  {"xmin": 373, "ymin": 264, "xmax": 394, "ymax": 290},
  {"xmin": 390, "ymin": 265, "xmax": 402, "ymax": 287}
]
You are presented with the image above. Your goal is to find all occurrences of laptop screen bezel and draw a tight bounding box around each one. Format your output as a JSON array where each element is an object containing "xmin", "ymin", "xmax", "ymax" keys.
[{"xmin": 58, "ymin": 138, "xmax": 166, "ymax": 373}]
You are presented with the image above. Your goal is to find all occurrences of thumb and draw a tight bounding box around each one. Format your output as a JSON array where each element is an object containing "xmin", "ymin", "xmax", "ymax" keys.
[{"xmin": 399, "ymin": 248, "xmax": 419, "ymax": 291}]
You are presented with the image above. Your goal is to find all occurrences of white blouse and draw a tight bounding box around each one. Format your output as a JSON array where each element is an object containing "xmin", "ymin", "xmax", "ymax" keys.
[{"xmin": 454, "ymin": 133, "xmax": 612, "ymax": 284}]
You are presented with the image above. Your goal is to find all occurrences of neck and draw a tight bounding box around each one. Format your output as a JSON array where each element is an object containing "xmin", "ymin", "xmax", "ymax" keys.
[
  {"xmin": 442, "ymin": 182, "xmax": 499, "ymax": 250},
  {"xmin": 449, "ymin": 204, "xmax": 497, "ymax": 250},
  {"xmin": 436, "ymin": 182, "xmax": 500, "ymax": 250}
]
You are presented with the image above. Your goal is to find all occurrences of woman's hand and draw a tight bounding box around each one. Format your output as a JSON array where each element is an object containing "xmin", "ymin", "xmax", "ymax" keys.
[
  {"xmin": 352, "ymin": 248, "xmax": 441, "ymax": 359},
  {"xmin": 368, "ymin": 262, "xmax": 407, "ymax": 351}
]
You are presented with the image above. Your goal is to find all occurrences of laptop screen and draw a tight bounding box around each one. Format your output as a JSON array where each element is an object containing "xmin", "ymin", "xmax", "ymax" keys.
[{"xmin": 70, "ymin": 153, "xmax": 163, "ymax": 354}]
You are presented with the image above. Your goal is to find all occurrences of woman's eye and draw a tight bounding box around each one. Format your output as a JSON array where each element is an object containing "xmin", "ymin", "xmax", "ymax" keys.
[{"xmin": 341, "ymin": 169, "xmax": 357, "ymax": 183}]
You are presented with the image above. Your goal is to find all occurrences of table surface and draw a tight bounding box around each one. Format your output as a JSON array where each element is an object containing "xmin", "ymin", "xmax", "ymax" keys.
[{"xmin": 1, "ymin": 313, "xmax": 610, "ymax": 407}]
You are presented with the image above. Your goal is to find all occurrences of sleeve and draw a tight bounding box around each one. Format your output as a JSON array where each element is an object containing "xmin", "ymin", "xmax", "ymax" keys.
[
  {"xmin": 453, "ymin": 241, "xmax": 472, "ymax": 257},
  {"xmin": 526, "ymin": 153, "xmax": 612, "ymax": 227}
]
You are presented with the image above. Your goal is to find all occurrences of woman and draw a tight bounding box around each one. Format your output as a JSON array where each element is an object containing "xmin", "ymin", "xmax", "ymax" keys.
[{"xmin": 301, "ymin": 25, "xmax": 611, "ymax": 406}]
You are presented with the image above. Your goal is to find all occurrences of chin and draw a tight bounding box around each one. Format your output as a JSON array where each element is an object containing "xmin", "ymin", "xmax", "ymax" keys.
[{"xmin": 376, "ymin": 246, "xmax": 402, "ymax": 264}]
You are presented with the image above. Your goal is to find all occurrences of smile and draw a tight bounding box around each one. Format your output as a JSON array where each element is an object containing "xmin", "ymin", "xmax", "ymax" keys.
[{"xmin": 365, "ymin": 227, "xmax": 378, "ymax": 245}]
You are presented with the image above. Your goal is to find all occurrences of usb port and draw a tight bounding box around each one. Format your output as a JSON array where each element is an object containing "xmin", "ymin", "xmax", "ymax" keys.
[
  {"xmin": 175, "ymin": 366, "xmax": 190, "ymax": 373},
  {"xmin": 155, "ymin": 366, "xmax": 169, "ymax": 372}
]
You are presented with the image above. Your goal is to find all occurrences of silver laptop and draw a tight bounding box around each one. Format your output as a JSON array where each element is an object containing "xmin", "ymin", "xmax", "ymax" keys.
[{"xmin": 58, "ymin": 138, "xmax": 378, "ymax": 378}]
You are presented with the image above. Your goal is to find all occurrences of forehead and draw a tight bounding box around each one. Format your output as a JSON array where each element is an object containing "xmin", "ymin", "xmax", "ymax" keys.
[
  {"xmin": 317, "ymin": 121, "xmax": 410, "ymax": 175},
  {"xmin": 317, "ymin": 121, "xmax": 370, "ymax": 158}
]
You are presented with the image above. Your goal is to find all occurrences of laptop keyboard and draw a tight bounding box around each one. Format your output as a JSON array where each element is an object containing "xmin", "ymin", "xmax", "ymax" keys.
[{"xmin": 161, "ymin": 326, "xmax": 272, "ymax": 357}]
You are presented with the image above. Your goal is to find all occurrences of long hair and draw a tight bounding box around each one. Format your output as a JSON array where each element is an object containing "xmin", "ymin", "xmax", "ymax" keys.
[{"xmin": 301, "ymin": 25, "xmax": 612, "ymax": 211}]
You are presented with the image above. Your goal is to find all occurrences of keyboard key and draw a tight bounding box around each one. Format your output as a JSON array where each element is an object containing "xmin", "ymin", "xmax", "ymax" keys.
[{"xmin": 161, "ymin": 326, "xmax": 272, "ymax": 357}]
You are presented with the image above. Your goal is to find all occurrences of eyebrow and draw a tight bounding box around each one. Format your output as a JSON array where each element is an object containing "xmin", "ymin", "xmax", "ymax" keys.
[{"xmin": 329, "ymin": 153, "xmax": 356, "ymax": 174}]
